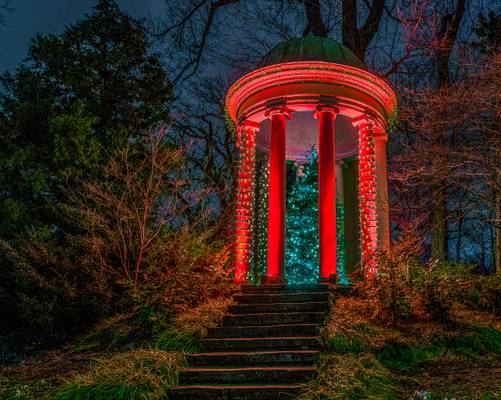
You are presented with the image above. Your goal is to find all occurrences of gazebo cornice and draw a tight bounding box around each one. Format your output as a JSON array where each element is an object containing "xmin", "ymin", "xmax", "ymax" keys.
[{"xmin": 226, "ymin": 61, "xmax": 397, "ymax": 129}]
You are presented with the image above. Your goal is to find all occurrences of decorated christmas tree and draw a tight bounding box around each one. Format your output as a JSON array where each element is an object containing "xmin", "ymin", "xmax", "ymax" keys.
[
  {"xmin": 285, "ymin": 150, "xmax": 320, "ymax": 284},
  {"xmin": 285, "ymin": 149, "xmax": 348, "ymax": 284}
]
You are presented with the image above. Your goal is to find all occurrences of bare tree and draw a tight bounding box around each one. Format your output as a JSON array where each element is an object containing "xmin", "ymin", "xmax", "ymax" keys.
[
  {"xmin": 391, "ymin": 53, "xmax": 500, "ymax": 272},
  {"xmin": 170, "ymin": 78, "xmax": 238, "ymax": 230},
  {"xmin": 73, "ymin": 127, "xmax": 191, "ymax": 287},
  {"xmin": 157, "ymin": 0, "xmax": 390, "ymax": 83}
]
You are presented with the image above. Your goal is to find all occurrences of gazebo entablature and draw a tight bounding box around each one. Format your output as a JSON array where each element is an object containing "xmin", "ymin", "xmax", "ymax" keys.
[
  {"xmin": 228, "ymin": 56, "xmax": 396, "ymax": 285},
  {"xmin": 227, "ymin": 61, "xmax": 396, "ymax": 132}
]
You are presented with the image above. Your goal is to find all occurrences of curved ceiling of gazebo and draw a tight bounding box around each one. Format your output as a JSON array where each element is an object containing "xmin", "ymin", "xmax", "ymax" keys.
[{"xmin": 257, "ymin": 111, "xmax": 357, "ymax": 162}]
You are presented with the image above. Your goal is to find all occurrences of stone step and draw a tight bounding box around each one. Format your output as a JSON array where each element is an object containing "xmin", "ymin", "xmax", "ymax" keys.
[
  {"xmin": 235, "ymin": 292, "xmax": 329, "ymax": 304},
  {"xmin": 222, "ymin": 311, "xmax": 327, "ymax": 326},
  {"xmin": 187, "ymin": 350, "xmax": 319, "ymax": 367},
  {"xmin": 198, "ymin": 336, "xmax": 320, "ymax": 352},
  {"xmin": 241, "ymin": 284, "xmax": 329, "ymax": 294},
  {"xmin": 179, "ymin": 366, "xmax": 316, "ymax": 385},
  {"xmin": 169, "ymin": 385, "xmax": 300, "ymax": 400},
  {"xmin": 228, "ymin": 301, "xmax": 329, "ymax": 314},
  {"xmin": 207, "ymin": 323, "xmax": 318, "ymax": 338}
]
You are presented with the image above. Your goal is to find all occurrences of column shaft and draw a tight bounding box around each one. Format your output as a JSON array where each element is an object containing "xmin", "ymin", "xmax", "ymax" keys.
[
  {"xmin": 374, "ymin": 133, "xmax": 390, "ymax": 252},
  {"xmin": 267, "ymin": 113, "xmax": 287, "ymax": 282},
  {"xmin": 318, "ymin": 110, "xmax": 337, "ymax": 280},
  {"xmin": 356, "ymin": 120, "xmax": 378, "ymax": 278},
  {"xmin": 235, "ymin": 122, "xmax": 258, "ymax": 283}
]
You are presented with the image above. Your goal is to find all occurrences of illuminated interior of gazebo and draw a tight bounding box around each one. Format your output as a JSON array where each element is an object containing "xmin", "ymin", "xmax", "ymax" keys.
[{"xmin": 226, "ymin": 35, "xmax": 397, "ymax": 285}]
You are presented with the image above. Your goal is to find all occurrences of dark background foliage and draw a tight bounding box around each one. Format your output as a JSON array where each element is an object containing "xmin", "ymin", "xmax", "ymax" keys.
[{"xmin": 0, "ymin": 0, "xmax": 499, "ymax": 379}]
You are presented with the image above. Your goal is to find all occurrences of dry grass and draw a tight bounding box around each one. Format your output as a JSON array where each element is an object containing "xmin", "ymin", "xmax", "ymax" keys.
[
  {"xmin": 321, "ymin": 296, "xmax": 441, "ymax": 349},
  {"xmin": 172, "ymin": 296, "xmax": 233, "ymax": 337},
  {"xmin": 0, "ymin": 346, "xmax": 96, "ymax": 382},
  {"xmin": 451, "ymin": 304, "xmax": 501, "ymax": 330},
  {"xmin": 299, "ymin": 353, "xmax": 400, "ymax": 400},
  {"xmin": 53, "ymin": 349, "xmax": 184, "ymax": 400},
  {"xmin": 69, "ymin": 349, "xmax": 182, "ymax": 389},
  {"xmin": 396, "ymin": 359, "xmax": 501, "ymax": 398},
  {"xmin": 314, "ymin": 291, "xmax": 501, "ymax": 399}
]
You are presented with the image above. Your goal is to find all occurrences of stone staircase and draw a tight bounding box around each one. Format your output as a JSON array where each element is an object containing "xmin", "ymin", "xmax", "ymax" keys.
[{"xmin": 170, "ymin": 284, "xmax": 331, "ymax": 400}]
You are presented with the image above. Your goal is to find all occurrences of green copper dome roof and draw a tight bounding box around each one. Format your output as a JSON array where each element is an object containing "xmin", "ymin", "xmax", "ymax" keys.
[{"xmin": 259, "ymin": 35, "xmax": 366, "ymax": 70}]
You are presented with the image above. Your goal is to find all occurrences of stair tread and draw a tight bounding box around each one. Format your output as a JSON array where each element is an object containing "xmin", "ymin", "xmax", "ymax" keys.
[
  {"xmin": 210, "ymin": 323, "xmax": 318, "ymax": 329},
  {"xmin": 224, "ymin": 311, "xmax": 325, "ymax": 317},
  {"xmin": 175, "ymin": 384, "xmax": 302, "ymax": 389},
  {"xmin": 191, "ymin": 350, "xmax": 319, "ymax": 356},
  {"xmin": 236, "ymin": 291, "xmax": 328, "ymax": 296},
  {"xmin": 233, "ymin": 301, "xmax": 327, "ymax": 305},
  {"xmin": 202, "ymin": 336, "xmax": 318, "ymax": 342},
  {"xmin": 184, "ymin": 366, "xmax": 316, "ymax": 372},
  {"xmin": 175, "ymin": 286, "xmax": 329, "ymax": 397}
]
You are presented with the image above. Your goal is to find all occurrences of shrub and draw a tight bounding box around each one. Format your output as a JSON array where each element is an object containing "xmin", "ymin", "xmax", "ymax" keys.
[
  {"xmin": 353, "ymin": 256, "xmax": 413, "ymax": 324},
  {"xmin": 353, "ymin": 258, "xmax": 499, "ymax": 326},
  {"xmin": 417, "ymin": 262, "xmax": 455, "ymax": 325},
  {"xmin": 76, "ymin": 306, "xmax": 168, "ymax": 352},
  {"xmin": 461, "ymin": 273, "xmax": 501, "ymax": 315},
  {"xmin": 140, "ymin": 227, "xmax": 236, "ymax": 316}
]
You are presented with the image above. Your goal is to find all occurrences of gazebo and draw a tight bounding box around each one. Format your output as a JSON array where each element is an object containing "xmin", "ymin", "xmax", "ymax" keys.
[{"xmin": 226, "ymin": 35, "xmax": 397, "ymax": 285}]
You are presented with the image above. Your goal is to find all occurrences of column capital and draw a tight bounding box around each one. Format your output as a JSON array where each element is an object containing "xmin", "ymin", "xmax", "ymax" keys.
[
  {"xmin": 372, "ymin": 127, "xmax": 388, "ymax": 143},
  {"xmin": 264, "ymin": 106, "xmax": 292, "ymax": 120},
  {"xmin": 236, "ymin": 120, "xmax": 259, "ymax": 148},
  {"xmin": 314, "ymin": 104, "xmax": 339, "ymax": 119},
  {"xmin": 238, "ymin": 119, "xmax": 260, "ymax": 133},
  {"xmin": 352, "ymin": 115, "xmax": 376, "ymax": 130}
]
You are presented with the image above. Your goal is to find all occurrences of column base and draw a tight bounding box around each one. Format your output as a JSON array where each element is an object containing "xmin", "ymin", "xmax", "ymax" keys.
[
  {"xmin": 260, "ymin": 275, "xmax": 287, "ymax": 285},
  {"xmin": 319, "ymin": 274, "xmax": 337, "ymax": 285}
]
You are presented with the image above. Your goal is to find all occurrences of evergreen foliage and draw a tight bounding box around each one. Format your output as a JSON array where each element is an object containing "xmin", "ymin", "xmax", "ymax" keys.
[
  {"xmin": 285, "ymin": 149, "xmax": 347, "ymax": 284},
  {"xmin": 0, "ymin": 0, "xmax": 172, "ymax": 351},
  {"xmin": 285, "ymin": 151, "xmax": 320, "ymax": 284},
  {"xmin": 0, "ymin": 0, "xmax": 171, "ymax": 238}
]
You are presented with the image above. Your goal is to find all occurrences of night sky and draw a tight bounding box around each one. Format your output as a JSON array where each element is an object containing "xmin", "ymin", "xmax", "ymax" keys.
[{"xmin": 0, "ymin": 0, "xmax": 165, "ymax": 73}]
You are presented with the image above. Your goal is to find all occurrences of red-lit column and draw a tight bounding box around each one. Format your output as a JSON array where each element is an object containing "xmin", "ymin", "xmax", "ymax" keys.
[
  {"xmin": 316, "ymin": 105, "xmax": 339, "ymax": 282},
  {"xmin": 353, "ymin": 116, "xmax": 378, "ymax": 278},
  {"xmin": 374, "ymin": 128, "xmax": 390, "ymax": 253},
  {"xmin": 265, "ymin": 107, "xmax": 290, "ymax": 284},
  {"xmin": 235, "ymin": 120, "xmax": 259, "ymax": 283}
]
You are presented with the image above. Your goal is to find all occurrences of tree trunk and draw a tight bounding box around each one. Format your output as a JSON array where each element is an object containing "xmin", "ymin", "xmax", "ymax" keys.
[
  {"xmin": 429, "ymin": 0, "xmax": 466, "ymax": 263},
  {"xmin": 495, "ymin": 175, "xmax": 501, "ymax": 274},
  {"xmin": 342, "ymin": 0, "xmax": 385, "ymax": 60},
  {"xmin": 431, "ymin": 187, "xmax": 448, "ymax": 262},
  {"xmin": 302, "ymin": 0, "xmax": 328, "ymax": 37}
]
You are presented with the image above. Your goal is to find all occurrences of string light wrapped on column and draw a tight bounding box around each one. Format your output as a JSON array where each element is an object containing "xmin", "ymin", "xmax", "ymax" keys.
[
  {"xmin": 354, "ymin": 117, "xmax": 378, "ymax": 278},
  {"xmin": 336, "ymin": 199, "xmax": 348, "ymax": 284},
  {"xmin": 235, "ymin": 121, "xmax": 259, "ymax": 283},
  {"xmin": 251, "ymin": 157, "xmax": 270, "ymax": 283}
]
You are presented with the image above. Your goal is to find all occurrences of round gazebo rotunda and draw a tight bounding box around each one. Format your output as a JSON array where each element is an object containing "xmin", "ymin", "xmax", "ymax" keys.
[{"xmin": 226, "ymin": 35, "xmax": 397, "ymax": 284}]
